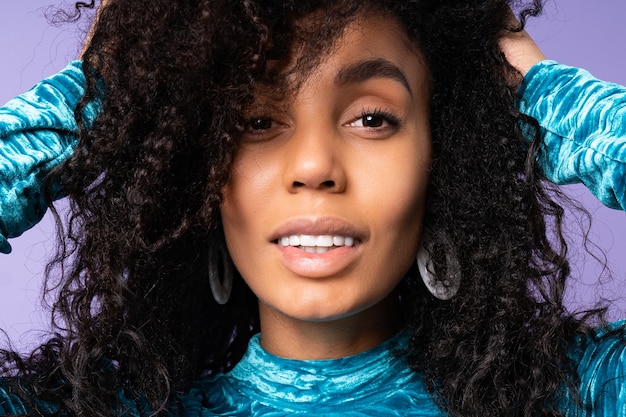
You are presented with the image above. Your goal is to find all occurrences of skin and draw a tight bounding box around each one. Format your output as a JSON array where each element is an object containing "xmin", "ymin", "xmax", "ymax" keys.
[
  {"xmin": 499, "ymin": 13, "xmax": 546, "ymax": 75},
  {"xmin": 81, "ymin": 0, "xmax": 108, "ymax": 57},
  {"xmin": 221, "ymin": 13, "xmax": 432, "ymax": 360},
  {"xmin": 77, "ymin": 2, "xmax": 545, "ymax": 361}
]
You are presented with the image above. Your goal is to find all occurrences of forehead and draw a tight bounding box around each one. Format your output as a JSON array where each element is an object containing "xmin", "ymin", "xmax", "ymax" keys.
[
  {"xmin": 262, "ymin": 11, "xmax": 425, "ymax": 94},
  {"xmin": 329, "ymin": 13, "xmax": 422, "ymax": 73}
]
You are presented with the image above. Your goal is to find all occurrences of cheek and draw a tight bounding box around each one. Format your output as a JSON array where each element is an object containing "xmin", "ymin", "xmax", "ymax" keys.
[
  {"xmin": 384, "ymin": 171, "xmax": 427, "ymax": 224},
  {"xmin": 361, "ymin": 146, "xmax": 430, "ymax": 233},
  {"xmin": 378, "ymin": 146, "xmax": 431, "ymax": 274},
  {"xmin": 222, "ymin": 151, "xmax": 277, "ymax": 226},
  {"xmin": 374, "ymin": 178, "xmax": 427, "ymax": 269},
  {"xmin": 220, "ymin": 152, "xmax": 281, "ymax": 273}
]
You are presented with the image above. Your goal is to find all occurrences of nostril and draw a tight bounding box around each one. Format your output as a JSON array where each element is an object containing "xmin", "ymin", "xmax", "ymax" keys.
[{"xmin": 292, "ymin": 180, "xmax": 335, "ymax": 188}]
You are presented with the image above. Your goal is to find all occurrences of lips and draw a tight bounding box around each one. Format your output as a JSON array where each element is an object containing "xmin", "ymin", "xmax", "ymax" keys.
[
  {"xmin": 278, "ymin": 234, "xmax": 356, "ymax": 253},
  {"xmin": 269, "ymin": 217, "xmax": 366, "ymax": 271},
  {"xmin": 271, "ymin": 217, "xmax": 369, "ymax": 262},
  {"xmin": 271, "ymin": 217, "xmax": 365, "ymax": 246}
]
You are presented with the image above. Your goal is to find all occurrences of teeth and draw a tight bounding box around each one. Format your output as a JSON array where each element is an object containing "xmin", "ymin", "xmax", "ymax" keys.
[
  {"xmin": 278, "ymin": 234, "xmax": 356, "ymax": 249},
  {"xmin": 316, "ymin": 235, "xmax": 334, "ymax": 247},
  {"xmin": 300, "ymin": 235, "xmax": 317, "ymax": 246}
]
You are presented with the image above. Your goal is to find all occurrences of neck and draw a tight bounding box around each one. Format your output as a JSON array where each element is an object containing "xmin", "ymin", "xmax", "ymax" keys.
[{"xmin": 258, "ymin": 293, "xmax": 402, "ymax": 360}]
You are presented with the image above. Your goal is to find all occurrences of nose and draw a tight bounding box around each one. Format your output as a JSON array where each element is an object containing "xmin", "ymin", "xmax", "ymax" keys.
[{"xmin": 282, "ymin": 125, "xmax": 346, "ymax": 193}]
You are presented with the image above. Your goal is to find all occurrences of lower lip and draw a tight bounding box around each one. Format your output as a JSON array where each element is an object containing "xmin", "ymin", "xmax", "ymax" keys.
[{"xmin": 276, "ymin": 244, "xmax": 360, "ymax": 278}]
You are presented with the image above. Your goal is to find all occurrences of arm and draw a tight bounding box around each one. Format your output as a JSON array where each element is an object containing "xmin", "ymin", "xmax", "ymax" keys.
[
  {"xmin": 518, "ymin": 61, "xmax": 626, "ymax": 211},
  {"xmin": 563, "ymin": 322, "xmax": 626, "ymax": 416},
  {"xmin": 501, "ymin": 27, "xmax": 626, "ymax": 211},
  {"xmin": 0, "ymin": 379, "xmax": 60, "ymax": 415},
  {"xmin": 0, "ymin": 1, "xmax": 107, "ymax": 254},
  {"xmin": 0, "ymin": 62, "xmax": 87, "ymax": 254}
]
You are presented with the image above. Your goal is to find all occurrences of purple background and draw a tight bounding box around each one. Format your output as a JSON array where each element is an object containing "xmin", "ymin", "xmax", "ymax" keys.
[{"xmin": 1, "ymin": 1, "xmax": 625, "ymax": 352}]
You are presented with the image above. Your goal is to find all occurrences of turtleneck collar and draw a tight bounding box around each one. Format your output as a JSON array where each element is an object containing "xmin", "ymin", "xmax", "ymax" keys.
[{"xmin": 223, "ymin": 331, "xmax": 437, "ymax": 414}]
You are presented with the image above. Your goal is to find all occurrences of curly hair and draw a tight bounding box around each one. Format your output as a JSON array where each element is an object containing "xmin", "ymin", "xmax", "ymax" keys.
[{"xmin": 0, "ymin": 0, "xmax": 612, "ymax": 416}]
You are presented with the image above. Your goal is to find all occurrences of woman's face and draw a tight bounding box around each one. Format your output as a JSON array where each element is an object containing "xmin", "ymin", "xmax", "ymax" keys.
[{"xmin": 221, "ymin": 13, "xmax": 431, "ymax": 330}]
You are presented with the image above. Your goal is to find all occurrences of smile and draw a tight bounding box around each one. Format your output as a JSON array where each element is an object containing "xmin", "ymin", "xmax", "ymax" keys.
[{"xmin": 278, "ymin": 234, "xmax": 356, "ymax": 253}]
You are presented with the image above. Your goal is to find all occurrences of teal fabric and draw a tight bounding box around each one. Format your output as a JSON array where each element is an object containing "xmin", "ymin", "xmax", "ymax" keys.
[
  {"xmin": 0, "ymin": 60, "xmax": 85, "ymax": 254},
  {"xmin": 566, "ymin": 321, "xmax": 626, "ymax": 416},
  {"xmin": 177, "ymin": 327, "xmax": 626, "ymax": 416},
  {"xmin": 518, "ymin": 60, "xmax": 626, "ymax": 211},
  {"xmin": 0, "ymin": 331, "xmax": 440, "ymax": 416},
  {"xmin": 2, "ymin": 327, "xmax": 626, "ymax": 416},
  {"xmin": 186, "ymin": 332, "xmax": 442, "ymax": 416},
  {"xmin": 1, "ymin": 60, "xmax": 626, "ymax": 414},
  {"xmin": 0, "ymin": 383, "xmax": 59, "ymax": 415},
  {"xmin": 1, "ymin": 60, "xmax": 625, "ymax": 252}
]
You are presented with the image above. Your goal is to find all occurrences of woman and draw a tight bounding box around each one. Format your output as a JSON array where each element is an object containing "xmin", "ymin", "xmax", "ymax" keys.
[{"xmin": 0, "ymin": 0, "xmax": 625, "ymax": 416}]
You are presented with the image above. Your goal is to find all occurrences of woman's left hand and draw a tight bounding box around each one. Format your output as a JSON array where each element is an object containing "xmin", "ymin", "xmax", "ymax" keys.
[{"xmin": 499, "ymin": 13, "xmax": 546, "ymax": 76}]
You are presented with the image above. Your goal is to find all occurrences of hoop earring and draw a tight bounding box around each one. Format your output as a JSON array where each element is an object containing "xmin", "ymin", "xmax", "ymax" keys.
[
  {"xmin": 416, "ymin": 235, "xmax": 461, "ymax": 300},
  {"xmin": 208, "ymin": 242, "xmax": 233, "ymax": 305}
]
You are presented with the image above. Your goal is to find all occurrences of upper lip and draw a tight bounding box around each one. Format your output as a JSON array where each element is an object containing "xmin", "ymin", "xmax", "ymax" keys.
[{"xmin": 269, "ymin": 216, "xmax": 368, "ymax": 243}]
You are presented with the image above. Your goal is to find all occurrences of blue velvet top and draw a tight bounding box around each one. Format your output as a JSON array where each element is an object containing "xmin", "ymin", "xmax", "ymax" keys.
[
  {"xmin": 179, "ymin": 326, "xmax": 626, "ymax": 416},
  {"xmin": 1, "ymin": 60, "xmax": 626, "ymax": 415},
  {"xmin": 1, "ymin": 325, "xmax": 626, "ymax": 416},
  {"xmin": 179, "ymin": 324, "xmax": 626, "ymax": 416},
  {"xmin": 185, "ymin": 332, "xmax": 442, "ymax": 416},
  {"xmin": 0, "ymin": 61, "xmax": 97, "ymax": 254},
  {"xmin": 1, "ymin": 60, "xmax": 625, "ymax": 251},
  {"xmin": 518, "ymin": 60, "xmax": 626, "ymax": 210}
]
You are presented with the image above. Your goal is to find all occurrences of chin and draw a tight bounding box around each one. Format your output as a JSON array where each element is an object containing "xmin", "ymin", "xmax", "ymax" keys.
[{"xmin": 279, "ymin": 299, "xmax": 373, "ymax": 323}]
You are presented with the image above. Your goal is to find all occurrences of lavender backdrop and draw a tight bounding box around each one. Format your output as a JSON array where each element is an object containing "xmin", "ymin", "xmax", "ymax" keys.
[{"xmin": 1, "ymin": 1, "xmax": 625, "ymax": 352}]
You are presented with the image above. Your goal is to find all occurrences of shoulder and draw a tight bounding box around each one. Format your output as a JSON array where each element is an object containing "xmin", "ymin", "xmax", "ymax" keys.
[
  {"xmin": 0, "ymin": 380, "xmax": 27, "ymax": 415},
  {"xmin": 0, "ymin": 377, "xmax": 60, "ymax": 416},
  {"xmin": 567, "ymin": 320, "xmax": 626, "ymax": 416},
  {"xmin": 174, "ymin": 374, "xmax": 248, "ymax": 416},
  {"xmin": 575, "ymin": 320, "xmax": 626, "ymax": 375}
]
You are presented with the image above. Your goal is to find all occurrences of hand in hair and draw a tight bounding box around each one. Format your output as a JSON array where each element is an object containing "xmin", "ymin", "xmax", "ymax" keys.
[{"xmin": 499, "ymin": 11, "xmax": 546, "ymax": 75}]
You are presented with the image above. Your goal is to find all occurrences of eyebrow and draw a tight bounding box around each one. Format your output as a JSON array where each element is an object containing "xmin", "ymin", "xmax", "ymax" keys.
[{"xmin": 335, "ymin": 58, "xmax": 413, "ymax": 97}]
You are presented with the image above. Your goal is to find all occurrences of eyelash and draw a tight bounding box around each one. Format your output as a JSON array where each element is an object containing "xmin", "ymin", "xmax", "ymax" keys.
[
  {"xmin": 352, "ymin": 108, "xmax": 402, "ymax": 129},
  {"xmin": 244, "ymin": 116, "xmax": 276, "ymax": 132},
  {"xmin": 242, "ymin": 108, "xmax": 403, "ymax": 136}
]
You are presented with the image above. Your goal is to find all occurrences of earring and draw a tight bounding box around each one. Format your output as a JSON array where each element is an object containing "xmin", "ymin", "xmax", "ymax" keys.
[
  {"xmin": 416, "ymin": 235, "xmax": 461, "ymax": 300},
  {"xmin": 208, "ymin": 241, "xmax": 233, "ymax": 305}
]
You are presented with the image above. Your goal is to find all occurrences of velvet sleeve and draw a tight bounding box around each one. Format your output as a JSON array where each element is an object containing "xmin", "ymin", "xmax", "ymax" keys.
[
  {"xmin": 562, "ymin": 322, "xmax": 626, "ymax": 416},
  {"xmin": 0, "ymin": 380, "xmax": 59, "ymax": 416},
  {"xmin": 0, "ymin": 379, "xmax": 146, "ymax": 416},
  {"xmin": 0, "ymin": 61, "xmax": 87, "ymax": 254},
  {"xmin": 518, "ymin": 60, "xmax": 626, "ymax": 211},
  {"xmin": 0, "ymin": 384, "xmax": 28, "ymax": 415}
]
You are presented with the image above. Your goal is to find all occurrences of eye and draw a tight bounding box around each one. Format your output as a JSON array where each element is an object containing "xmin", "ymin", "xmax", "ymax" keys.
[
  {"xmin": 242, "ymin": 115, "xmax": 288, "ymax": 142},
  {"xmin": 357, "ymin": 114, "xmax": 385, "ymax": 128},
  {"xmin": 346, "ymin": 109, "xmax": 401, "ymax": 130},
  {"xmin": 246, "ymin": 117, "xmax": 275, "ymax": 131}
]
